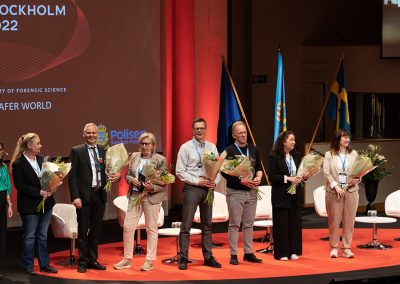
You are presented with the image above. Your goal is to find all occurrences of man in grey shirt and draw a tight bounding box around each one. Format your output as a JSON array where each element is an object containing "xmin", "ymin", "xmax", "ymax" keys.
[{"xmin": 176, "ymin": 118, "xmax": 222, "ymax": 270}]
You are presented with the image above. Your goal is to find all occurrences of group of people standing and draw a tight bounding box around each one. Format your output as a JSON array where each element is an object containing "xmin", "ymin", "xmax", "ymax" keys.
[{"xmin": 1, "ymin": 120, "xmax": 360, "ymax": 276}]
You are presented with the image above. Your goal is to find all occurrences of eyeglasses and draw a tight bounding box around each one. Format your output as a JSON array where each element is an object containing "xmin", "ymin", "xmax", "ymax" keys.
[
  {"xmin": 193, "ymin": 127, "xmax": 206, "ymax": 132},
  {"xmin": 139, "ymin": 142, "xmax": 152, "ymax": 146}
]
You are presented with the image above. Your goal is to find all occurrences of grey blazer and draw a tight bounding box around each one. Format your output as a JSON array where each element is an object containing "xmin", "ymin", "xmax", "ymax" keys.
[
  {"xmin": 323, "ymin": 149, "xmax": 359, "ymax": 193},
  {"xmin": 125, "ymin": 152, "xmax": 167, "ymax": 204}
]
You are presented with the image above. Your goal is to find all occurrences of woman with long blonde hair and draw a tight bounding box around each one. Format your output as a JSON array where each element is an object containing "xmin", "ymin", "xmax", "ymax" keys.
[{"xmin": 11, "ymin": 133, "xmax": 58, "ymax": 275}]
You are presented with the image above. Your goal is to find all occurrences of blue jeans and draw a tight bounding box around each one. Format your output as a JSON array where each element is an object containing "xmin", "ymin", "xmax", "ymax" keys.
[{"xmin": 20, "ymin": 209, "xmax": 52, "ymax": 269}]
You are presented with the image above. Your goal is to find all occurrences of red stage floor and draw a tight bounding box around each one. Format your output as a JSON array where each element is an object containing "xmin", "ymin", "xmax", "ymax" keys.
[{"xmin": 40, "ymin": 228, "xmax": 400, "ymax": 281}]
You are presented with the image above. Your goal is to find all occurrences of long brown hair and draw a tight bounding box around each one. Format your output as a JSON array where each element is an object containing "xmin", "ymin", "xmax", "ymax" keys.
[
  {"xmin": 271, "ymin": 130, "xmax": 298, "ymax": 158},
  {"xmin": 329, "ymin": 129, "xmax": 352, "ymax": 155}
]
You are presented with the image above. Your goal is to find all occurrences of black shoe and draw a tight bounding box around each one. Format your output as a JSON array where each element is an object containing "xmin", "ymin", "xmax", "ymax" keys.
[
  {"xmin": 24, "ymin": 268, "xmax": 35, "ymax": 276},
  {"xmin": 40, "ymin": 265, "xmax": 58, "ymax": 274},
  {"xmin": 203, "ymin": 256, "xmax": 222, "ymax": 268},
  {"xmin": 230, "ymin": 255, "xmax": 239, "ymax": 265},
  {"xmin": 77, "ymin": 265, "xmax": 87, "ymax": 273},
  {"xmin": 87, "ymin": 261, "xmax": 106, "ymax": 270},
  {"xmin": 243, "ymin": 253, "xmax": 262, "ymax": 263},
  {"xmin": 178, "ymin": 258, "xmax": 187, "ymax": 270}
]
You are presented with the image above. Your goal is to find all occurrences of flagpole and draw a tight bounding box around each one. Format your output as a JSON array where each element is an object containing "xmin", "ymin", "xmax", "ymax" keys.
[
  {"xmin": 307, "ymin": 54, "xmax": 344, "ymax": 154},
  {"xmin": 221, "ymin": 56, "xmax": 270, "ymax": 185}
]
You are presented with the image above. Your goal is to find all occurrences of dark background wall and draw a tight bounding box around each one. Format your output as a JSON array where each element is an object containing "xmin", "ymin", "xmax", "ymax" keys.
[{"xmin": 229, "ymin": 0, "xmax": 400, "ymax": 164}]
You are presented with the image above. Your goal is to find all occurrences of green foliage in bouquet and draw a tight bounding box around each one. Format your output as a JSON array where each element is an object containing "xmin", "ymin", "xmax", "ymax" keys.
[{"xmin": 358, "ymin": 144, "xmax": 392, "ymax": 182}]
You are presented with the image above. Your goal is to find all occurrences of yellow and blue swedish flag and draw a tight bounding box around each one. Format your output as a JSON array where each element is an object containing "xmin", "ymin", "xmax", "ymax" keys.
[
  {"xmin": 273, "ymin": 51, "xmax": 287, "ymax": 142},
  {"xmin": 326, "ymin": 59, "xmax": 350, "ymax": 132}
]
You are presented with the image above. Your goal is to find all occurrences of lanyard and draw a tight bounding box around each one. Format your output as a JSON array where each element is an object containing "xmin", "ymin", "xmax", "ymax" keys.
[
  {"xmin": 31, "ymin": 160, "xmax": 41, "ymax": 177},
  {"xmin": 285, "ymin": 155, "xmax": 295, "ymax": 176},
  {"xmin": 192, "ymin": 138, "xmax": 204, "ymax": 165},
  {"xmin": 234, "ymin": 143, "xmax": 249, "ymax": 158},
  {"xmin": 338, "ymin": 150, "xmax": 348, "ymax": 172},
  {"xmin": 88, "ymin": 146, "xmax": 100, "ymax": 171}
]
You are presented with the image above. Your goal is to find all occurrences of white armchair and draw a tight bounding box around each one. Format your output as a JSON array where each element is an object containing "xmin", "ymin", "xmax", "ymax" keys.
[
  {"xmin": 193, "ymin": 191, "xmax": 229, "ymax": 223},
  {"xmin": 192, "ymin": 191, "xmax": 228, "ymax": 247},
  {"xmin": 253, "ymin": 185, "xmax": 273, "ymax": 253},
  {"xmin": 50, "ymin": 203, "xmax": 78, "ymax": 266},
  {"xmin": 113, "ymin": 195, "xmax": 164, "ymax": 254},
  {"xmin": 313, "ymin": 186, "xmax": 329, "ymax": 241},
  {"xmin": 385, "ymin": 190, "xmax": 400, "ymax": 240}
]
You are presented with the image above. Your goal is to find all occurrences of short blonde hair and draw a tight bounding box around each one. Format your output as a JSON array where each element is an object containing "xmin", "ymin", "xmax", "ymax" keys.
[{"xmin": 138, "ymin": 132, "xmax": 157, "ymax": 152}]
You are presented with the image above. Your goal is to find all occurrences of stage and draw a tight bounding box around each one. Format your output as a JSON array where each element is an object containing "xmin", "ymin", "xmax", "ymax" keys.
[
  {"xmin": 2, "ymin": 211, "xmax": 400, "ymax": 284},
  {"xmin": 24, "ymin": 228, "xmax": 400, "ymax": 283}
]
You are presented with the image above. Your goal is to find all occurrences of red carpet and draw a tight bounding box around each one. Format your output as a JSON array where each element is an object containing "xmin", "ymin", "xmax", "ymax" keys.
[{"xmin": 39, "ymin": 228, "xmax": 400, "ymax": 281}]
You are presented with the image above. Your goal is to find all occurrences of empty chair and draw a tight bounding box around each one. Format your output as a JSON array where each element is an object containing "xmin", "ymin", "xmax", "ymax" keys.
[
  {"xmin": 253, "ymin": 185, "xmax": 274, "ymax": 253},
  {"xmin": 113, "ymin": 195, "xmax": 164, "ymax": 254},
  {"xmin": 385, "ymin": 190, "xmax": 400, "ymax": 240},
  {"xmin": 254, "ymin": 185, "xmax": 272, "ymax": 243},
  {"xmin": 313, "ymin": 186, "xmax": 329, "ymax": 241},
  {"xmin": 50, "ymin": 203, "xmax": 78, "ymax": 266},
  {"xmin": 192, "ymin": 191, "xmax": 229, "ymax": 247}
]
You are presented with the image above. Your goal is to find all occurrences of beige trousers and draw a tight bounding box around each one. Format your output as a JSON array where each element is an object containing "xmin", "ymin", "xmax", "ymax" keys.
[
  {"xmin": 326, "ymin": 190, "xmax": 359, "ymax": 250},
  {"xmin": 123, "ymin": 195, "xmax": 161, "ymax": 260}
]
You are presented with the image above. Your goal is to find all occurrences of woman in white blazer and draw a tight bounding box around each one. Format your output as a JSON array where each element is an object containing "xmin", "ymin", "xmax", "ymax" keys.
[{"xmin": 323, "ymin": 129, "xmax": 360, "ymax": 259}]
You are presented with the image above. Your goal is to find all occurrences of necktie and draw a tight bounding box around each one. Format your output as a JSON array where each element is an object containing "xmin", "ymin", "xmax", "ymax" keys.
[{"xmin": 90, "ymin": 147, "xmax": 101, "ymax": 188}]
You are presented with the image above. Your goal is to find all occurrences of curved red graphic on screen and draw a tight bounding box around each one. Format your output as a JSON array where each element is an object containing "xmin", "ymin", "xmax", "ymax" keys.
[{"xmin": 0, "ymin": 0, "xmax": 90, "ymax": 82}]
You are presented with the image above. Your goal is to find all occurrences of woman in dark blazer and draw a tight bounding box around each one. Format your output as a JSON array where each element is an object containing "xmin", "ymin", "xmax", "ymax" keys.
[
  {"xmin": 11, "ymin": 133, "xmax": 57, "ymax": 275},
  {"xmin": 267, "ymin": 130, "xmax": 308, "ymax": 261}
]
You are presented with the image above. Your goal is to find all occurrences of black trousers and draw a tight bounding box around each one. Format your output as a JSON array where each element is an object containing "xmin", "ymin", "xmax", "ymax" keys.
[
  {"xmin": 76, "ymin": 190, "xmax": 105, "ymax": 266},
  {"xmin": 179, "ymin": 184, "xmax": 213, "ymax": 259},
  {"xmin": 0, "ymin": 191, "xmax": 7, "ymax": 256},
  {"xmin": 272, "ymin": 201, "xmax": 302, "ymax": 260}
]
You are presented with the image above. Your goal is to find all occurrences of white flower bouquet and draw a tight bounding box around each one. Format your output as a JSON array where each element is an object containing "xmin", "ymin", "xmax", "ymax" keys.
[{"xmin": 38, "ymin": 156, "xmax": 71, "ymax": 212}]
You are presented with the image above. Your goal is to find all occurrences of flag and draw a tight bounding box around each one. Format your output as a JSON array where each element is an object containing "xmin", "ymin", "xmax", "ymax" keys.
[
  {"xmin": 216, "ymin": 62, "xmax": 242, "ymax": 153},
  {"xmin": 273, "ymin": 51, "xmax": 287, "ymax": 142},
  {"xmin": 326, "ymin": 59, "xmax": 351, "ymax": 132}
]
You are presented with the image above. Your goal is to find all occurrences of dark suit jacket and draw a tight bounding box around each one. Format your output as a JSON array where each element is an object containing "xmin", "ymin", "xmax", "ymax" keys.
[
  {"xmin": 68, "ymin": 144, "xmax": 107, "ymax": 204},
  {"xmin": 12, "ymin": 155, "xmax": 55, "ymax": 214},
  {"xmin": 267, "ymin": 152, "xmax": 303, "ymax": 208}
]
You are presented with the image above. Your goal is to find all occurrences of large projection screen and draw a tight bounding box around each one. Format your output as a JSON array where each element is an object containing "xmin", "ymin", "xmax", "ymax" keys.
[{"xmin": 0, "ymin": 0, "xmax": 162, "ymax": 156}]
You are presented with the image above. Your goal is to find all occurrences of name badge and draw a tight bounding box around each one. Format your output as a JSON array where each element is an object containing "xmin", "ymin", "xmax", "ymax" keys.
[{"xmin": 338, "ymin": 173, "xmax": 347, "ymax": 185}]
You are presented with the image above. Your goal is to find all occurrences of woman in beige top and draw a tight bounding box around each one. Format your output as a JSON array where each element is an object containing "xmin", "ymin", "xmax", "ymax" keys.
[
  {"xmin": 323, "ymin": 129, "xmax": 360, "ymax": 259},
  {"xmin": 113, "ymin": 132, "xmax": 166, "ymax": 271}
]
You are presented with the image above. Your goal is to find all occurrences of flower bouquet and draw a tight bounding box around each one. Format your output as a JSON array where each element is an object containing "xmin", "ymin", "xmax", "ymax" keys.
[
  {"xmin": 201, "ymin": 151, "xmax": 227, "ymax": 205},
  {"xmin": 37, "ymin": 156, "xmax": 71, "ymax": 212},
  {"xmin": 104, "ymin": 143, "xmax": 129, "ymax": 193},
  {"xmin": 358, "ymin": 144, "xmax": 392, "ymax": 182},
  {"xmin": 287, "ymin": 151, "xmax": 324, "ymax": 195},
  {"xmin": 341, "ymin": 155, "xmax": 377, "ymax": 191},
  {"xmin": 130, "ymin": 159, "xmax": 175, "ymax": 206},
  {"xmin": 220, "ymin": 154, "xmax": 262, "ymax": 200}
]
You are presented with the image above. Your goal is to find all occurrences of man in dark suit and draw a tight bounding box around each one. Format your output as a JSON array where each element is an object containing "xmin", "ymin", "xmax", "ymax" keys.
[{"xmin": 68, "ymin": 123, "xmax": 120, "ymax": 273}]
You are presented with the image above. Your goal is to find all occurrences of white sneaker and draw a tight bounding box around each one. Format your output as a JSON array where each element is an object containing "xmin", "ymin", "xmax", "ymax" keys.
[
  {"xmin": 330, "ymin": 248, "xmax": 338, "ymax": 258},
  {"xmin": 140, "ymin": 260, "xmax": 153, "ymax": 271},
  {"xmin": 279, "ymin": 257, "xmax": 288, "ymax": 261},
  {"xmin": 343, "ymin": 249, "xmax": 354, "ymax": 258},
  {"xmin": 113, "ymin": 258, "xmax": 131, "ymax": 270},
  {"xmin": 290, "ymin": 254, "xmax": 299, "ymax": 260}
]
